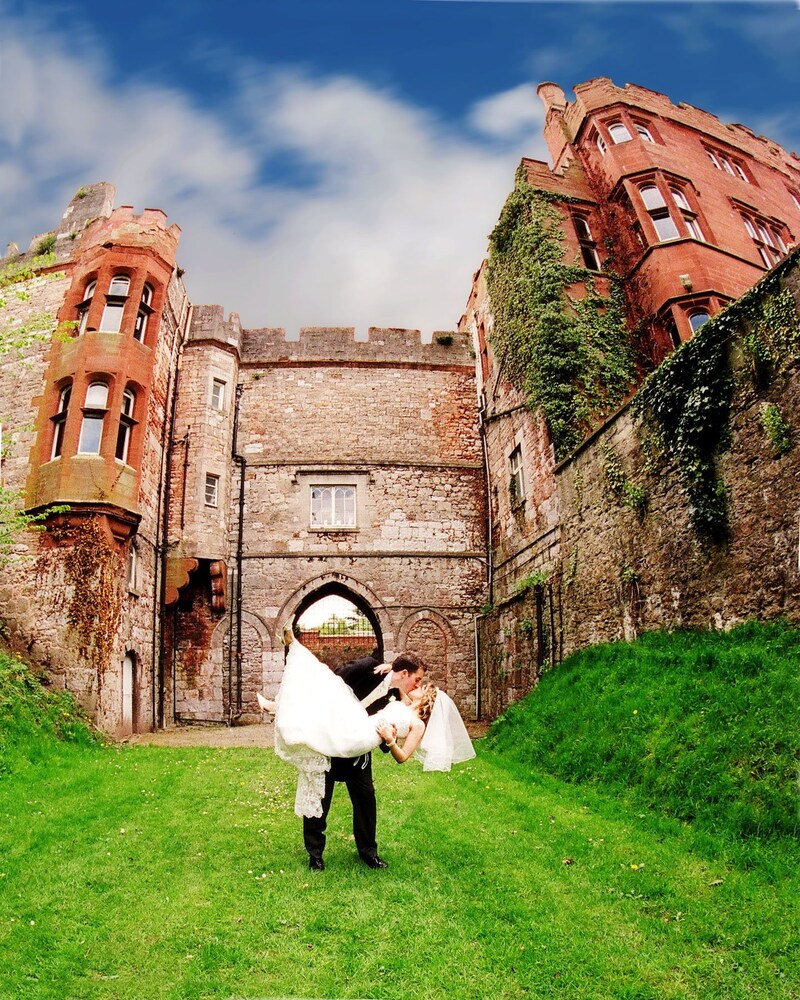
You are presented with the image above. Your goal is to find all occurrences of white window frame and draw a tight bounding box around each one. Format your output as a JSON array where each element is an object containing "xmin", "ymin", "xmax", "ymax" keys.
[
  {"xmin": 50, "ymin": 384, "xmax": 72, "ymax": 459},
  {"xmin": 634, "ymin": 123, "xmax": 654, "ymax": 143},
  {"xmin": 509, "ymin": 444, "xmax": 525, "ymax": 504},
  {"xmin": 310, "ymin": 485, "xmax": 357, "ymax": 529},
  {"xmin": 742, "ymin": 212, "xmax": 787, "ymax": 267},
  {"xmin": 608, "ymin": 121, "xmax": 632, "ymax": 144},
  {"xmin": 639, "ymin": 184, "xmax": 680, "ymax": 243},
  {"xmin": 573, "ymin": 215, "xmax": 600, "ymax": 270},
  {"xmin": 205, "ymin": 473, "xmax": 220, "ymax": 508},
  {"xmin": 211, "ymin": 378, "xmax": 226, "ymax": 410},
  {"xmin": 126, "ymin": 542, "xmax": 139, "ymax": 591},
  {"xmin": 688, "ymin": 311, "xmax": 710, "ymax": 333},
  {"xmin": 115, "ymin": 389, "xmax": 136, "ymax": 464}
]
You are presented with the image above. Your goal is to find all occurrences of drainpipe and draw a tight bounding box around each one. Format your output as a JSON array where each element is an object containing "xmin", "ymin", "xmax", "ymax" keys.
[
  {"xmin": 229, "ymin": 383, "xmax": 246, "ymax": 723},
  {"xmin": 478, "ymin": 392, "xmax": 493, "ymax": 606},
  {"xmin": 473, "ymin": 612, "xmax": 487, "ymax": 721},
  {"xmin": 474, "ymin": 391, "xmax": 493, "ymax": 722}
]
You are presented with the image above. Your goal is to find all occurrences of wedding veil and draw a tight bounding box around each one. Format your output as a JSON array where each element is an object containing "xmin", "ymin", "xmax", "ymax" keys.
[{"xmin": 413, "ymin": 689, "xmax": 476, "ymax": 771}]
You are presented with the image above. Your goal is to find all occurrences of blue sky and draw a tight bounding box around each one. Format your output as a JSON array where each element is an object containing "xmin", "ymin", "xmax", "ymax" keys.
[{"xmin": 2, "ymin": 0, "xmax": 799, "ymax": 334}]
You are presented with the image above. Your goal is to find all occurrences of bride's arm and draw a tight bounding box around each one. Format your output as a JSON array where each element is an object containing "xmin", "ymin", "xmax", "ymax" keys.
[{"xmin": 378, "ymin": 717, "xmax": 425, "ymax": 763}]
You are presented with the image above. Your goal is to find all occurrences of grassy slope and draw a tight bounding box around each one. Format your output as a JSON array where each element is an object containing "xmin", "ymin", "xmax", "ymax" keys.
[
  {"xmin": 488, "ymin": 622, "xmax": 800, "ymax": 839},
  {"xmin": 0, "ymin": 649, "xmax": 101, "ymax": 773}
]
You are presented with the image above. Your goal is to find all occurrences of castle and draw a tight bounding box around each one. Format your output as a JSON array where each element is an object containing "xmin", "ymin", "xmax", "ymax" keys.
[{"xmin": 2, "ymin": 78, "xmax": 799, "ymax": 734}]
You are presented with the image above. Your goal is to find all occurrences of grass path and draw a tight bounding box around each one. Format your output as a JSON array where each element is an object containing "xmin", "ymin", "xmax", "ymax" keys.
[{"xmin": 1, "ymin": 742, "xmax": 797, "ymax": 1000}]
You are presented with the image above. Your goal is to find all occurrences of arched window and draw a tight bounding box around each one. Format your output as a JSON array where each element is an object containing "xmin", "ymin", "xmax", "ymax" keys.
[
  {"xmin": 100, "ymin": 275, "xmax": 130, "ymax": 333},
  {"xmin": 639, "ymin": 184, "xmax": 680, "ymax": 242},
  {"xmin": 595, "ymin": 133, "xmax": 607, "ymax": 156},
  {"xmin": 50, "ymin": 384, "xmax": 72, "ymax": 459},
  {"xmin": 689, "ymin": 311, "xmax": 710, "ymax": 333},
  {"xmin": 115, "ymin": 388, "xmax": 136, "ymax": 463},
  {"xmin": 634, "ymin": 123, "xmax": 654, "ymax": 143},
  {"xmin": 608, "ymin": 122, "xmax": 632, "ymax": 144},
  {"xmin": 134, "ymin": 283, "xmax": 154, "ymax": 343},
  {"xmin": 78, "ymin": 381, "xmax": 109, "ymax": 455},
  {"xmin": 76, "ymin": 280, "xmax": 96, "ymax": 336},
  {"xmin": 670, "ymin": 188, "xmax": 704, "ymax": 241}
]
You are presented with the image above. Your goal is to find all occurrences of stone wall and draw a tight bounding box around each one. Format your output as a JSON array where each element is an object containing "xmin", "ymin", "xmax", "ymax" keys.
[
  {"xmin": 171, "ymin": 325, "xmax": 488, "ymax": 721},
  {"xmin": 557, "ymin": 265, "xmax": 800, "ymax": 652}
]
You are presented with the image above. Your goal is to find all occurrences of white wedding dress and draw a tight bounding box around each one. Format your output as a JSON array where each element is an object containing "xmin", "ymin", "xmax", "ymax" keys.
[{"xmin": 274, "ymin": 639, "xmax": 475, "ymax": 817}]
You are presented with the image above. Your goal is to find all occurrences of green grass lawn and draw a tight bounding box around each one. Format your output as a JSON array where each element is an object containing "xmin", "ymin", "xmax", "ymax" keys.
[
  {"xmin": 1, "ymin": 741, "xmax": 798, "ymax": 1000},
  {"xmin": 1, "ymin": 624, "xmax": 798, "ymax": 1000}
]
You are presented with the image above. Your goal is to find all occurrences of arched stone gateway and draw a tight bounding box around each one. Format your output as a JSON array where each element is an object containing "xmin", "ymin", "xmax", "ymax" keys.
[{"xmin": 275, "ymin": 573, "xmax": 395, "ymax": 668}]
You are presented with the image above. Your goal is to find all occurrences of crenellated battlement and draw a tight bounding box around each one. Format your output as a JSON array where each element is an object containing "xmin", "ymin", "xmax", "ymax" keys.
[
  {"xmin": 238, "ymin": 324, "xmax": 474, "ymax": 366},
  {"xmin": 541, "ymin": 77, "xmax": 800, "ymax": 172}
]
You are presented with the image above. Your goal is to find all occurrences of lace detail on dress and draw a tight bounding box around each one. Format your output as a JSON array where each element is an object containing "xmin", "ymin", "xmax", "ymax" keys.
[{"xmin": 274, "ymin": 730, "xmax": 331, "ymax": 817}]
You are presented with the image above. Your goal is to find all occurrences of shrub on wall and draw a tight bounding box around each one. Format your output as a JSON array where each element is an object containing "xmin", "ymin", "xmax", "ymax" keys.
[{"xmin": 486, "ymin": 168, "xmax": 634, "ymax": 460}]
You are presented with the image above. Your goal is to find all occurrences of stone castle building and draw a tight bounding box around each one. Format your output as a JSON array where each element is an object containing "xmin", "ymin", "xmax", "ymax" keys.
[{"xmin": 2, "ymin": 78, "xmax": 799, "ymax": 733}]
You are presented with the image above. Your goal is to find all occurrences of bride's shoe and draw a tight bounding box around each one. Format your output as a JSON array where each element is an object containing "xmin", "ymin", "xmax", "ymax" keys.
[
  {"xmin": 257, "ymin": 692, "xmax": 275, "ymax": 714},
  {"xmin": 282, "ymin": 620, "xmax": 296, "ymax": 647}
]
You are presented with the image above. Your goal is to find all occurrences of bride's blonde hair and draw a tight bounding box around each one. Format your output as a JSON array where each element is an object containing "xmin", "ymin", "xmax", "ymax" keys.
[{"xmin": 414, "ymin": 680, "xmax": 438, "ymax": 724}]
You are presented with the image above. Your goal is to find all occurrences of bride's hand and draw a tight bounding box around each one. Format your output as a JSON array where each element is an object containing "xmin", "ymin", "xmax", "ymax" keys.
[
  {"xmin": 372, "ymin": 662, "xmax": 392, "ymax": 676},
  {"xmin": 375, "ymin": 722, "xmax": 395, "ymax": 741}
]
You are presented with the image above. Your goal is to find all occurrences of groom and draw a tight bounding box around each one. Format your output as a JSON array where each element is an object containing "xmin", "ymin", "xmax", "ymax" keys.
[{"xmin": 303, "ymin": 649, "xmax": 426, "ymax": 872}]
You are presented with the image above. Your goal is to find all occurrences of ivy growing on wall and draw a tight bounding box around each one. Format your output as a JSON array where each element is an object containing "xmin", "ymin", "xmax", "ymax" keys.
[
  {"xmin": 486, "ymin": 167, "xmax": 634, "ymax": 460},
  {"xmin": 633, "ymin": 267, "xmax": 800, "ymax": 539},
  {"xmin": 1, "ymin": 251, "xmax": 70, "ymax": 560}
]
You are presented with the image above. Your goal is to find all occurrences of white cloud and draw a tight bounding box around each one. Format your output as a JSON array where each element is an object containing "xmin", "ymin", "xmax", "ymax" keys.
[
  {"xmin": 0, "ymin": 11, "xmax": 550, "ymax": 334},
  {"xmin": 469, "ymin": 83, "xmax": 547, "ymax": 147}
]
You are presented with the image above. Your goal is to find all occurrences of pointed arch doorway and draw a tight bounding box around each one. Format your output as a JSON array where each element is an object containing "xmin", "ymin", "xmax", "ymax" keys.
[{"xmin": 293, "ymin": 582, "xmax": 383, "ymax": 669}]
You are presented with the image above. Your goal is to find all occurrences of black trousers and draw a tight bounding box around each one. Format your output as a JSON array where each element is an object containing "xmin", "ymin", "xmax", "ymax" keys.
[{"xmin": 303, "ymin": 753, "xmax": 377, "ymax": 859}]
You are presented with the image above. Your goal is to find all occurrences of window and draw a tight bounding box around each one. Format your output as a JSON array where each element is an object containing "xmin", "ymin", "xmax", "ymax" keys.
[
  {"xmin": 573, "ymin": 215, "xmax": 601, "ymax": 270},
  {"xmin": 670, "ymin": 188, "xmax": 704, "ymax": 241},
  {"xmin": 509, "ymin": 445, "xmax": 525, "ymax": 504},
  {"xmin": 115, "ymin": 389, "xmax": 136, "ymax": 463},
  {"xmin": 741, "ymin": 212, "xmax": 788, "ymax": 267},
  {"xmin": 134, "ymin": 283, "xmax": 154, "ymax": 343},
  {"xmin": 665, "ymin": 317, "xmax": 681, "ymax": 350},
  {"xmin": 205, "ymin": 473, "xmax": 220, "ymax": 508},
  {"xmin": 78, "ymin": 381, "xmax": 108, "ymax": 455},
  {"xmin": 689, "ymin": 311, "xmax": 710, "ymax": 332},
  {"xmin": 639, "ymin": 185, "xmax": 680, "ymax": 242},
  {"xmin": 706, "ymin": 148, "xmax": 749, "ymax": 183},
  {"xmin": 790, "ymin": 190, "xmax": 800, "ymax": 213},
  {"xmin": 211, "ymin": 379, "xmax": 226, "ymax": 410},
  {"xmin": 634, "ymin": 122, "xmax": 654, "ymax": 143},
  {"xmin": 310, "ymin": 486, "xmax": 356, "ymax": 528},
  {"xmin": 126, "ymin": 542, "xmax": 138, "ymax": 591},
  {"xmin": 76, "ymin": 280, "xmax": 95, "ymax": 336},
  {"xmin": 100, "ymin": 275, "xmax": 130, "ymax": 333},
  {"xmin": 608, "ymin": 122, "xmax": 632, "ymax": 144},
  {"xmin": 595, "ymin": 133, "xmax": 607, "ymax": 156},
  {"xmin": 50, "ymin": 384, "xmax": 71, "ymax": 459}
]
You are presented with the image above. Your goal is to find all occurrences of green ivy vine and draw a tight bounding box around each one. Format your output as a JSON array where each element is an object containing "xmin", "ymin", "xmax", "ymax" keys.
[
  {"xmin": 486, "ymin": 167, "xmax": 634, "ymax": 460},
  {"xmin": 632, "ymin": 267, "xmax": 800, "ymax": 539}
]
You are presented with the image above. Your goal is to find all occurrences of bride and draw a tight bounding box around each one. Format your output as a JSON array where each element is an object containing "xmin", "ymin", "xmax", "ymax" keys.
[{"xmin": 267, "ymin": 627, "xmax": 475, "ymax": 818}]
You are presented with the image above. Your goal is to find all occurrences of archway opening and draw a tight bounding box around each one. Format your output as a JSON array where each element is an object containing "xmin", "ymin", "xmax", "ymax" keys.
[{"xmin": 293, "ymin": 583, "xmax": 382, "ymax": 668}]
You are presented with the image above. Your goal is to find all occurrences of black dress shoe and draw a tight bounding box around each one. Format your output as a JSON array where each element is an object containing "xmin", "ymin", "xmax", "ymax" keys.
[
  {"xmin": 309, "ymin": 856, "xmax": 325, "ymax": 871},
  {"xmin": 360, "ymin": 854, "xmax": 388, "ymax": 869}
]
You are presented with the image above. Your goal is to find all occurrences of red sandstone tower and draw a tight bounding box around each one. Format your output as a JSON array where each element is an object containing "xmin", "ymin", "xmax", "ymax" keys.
[
  {"xmin": 460, "ymin": 79, "xmax": 800, "ymax": 696},
  {"xmin": 533, "ymin": 78, "xmax": 799, "ymax": 355}
]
